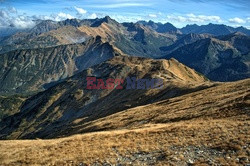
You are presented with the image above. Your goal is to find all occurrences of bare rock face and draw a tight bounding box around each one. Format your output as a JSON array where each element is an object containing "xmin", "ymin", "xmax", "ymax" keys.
[{"xmin": 0, "ymin": 36, "xmax": 119, "ymax": 94}]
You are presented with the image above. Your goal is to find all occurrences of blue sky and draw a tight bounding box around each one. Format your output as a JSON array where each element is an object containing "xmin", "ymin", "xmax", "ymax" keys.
[{"xmin": 0, "ymin": 0, "xmax": 250, "ymax": 29}]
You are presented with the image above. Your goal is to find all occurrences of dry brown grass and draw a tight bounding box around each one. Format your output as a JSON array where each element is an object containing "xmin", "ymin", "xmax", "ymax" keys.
[
  {"xmin": 78, "ymin": 23, "xmax": 115, "ymax": 41},
  {"xmin": 0, "ymin": 119, "xmax": 249, "ymax": 165},
  {"xmin": 0, "ymin": 79, "xmax": 249, "ymax": 165},
  {"xmin": 70, "ymin": 78, "xmax": 249, "ymax": 134}
]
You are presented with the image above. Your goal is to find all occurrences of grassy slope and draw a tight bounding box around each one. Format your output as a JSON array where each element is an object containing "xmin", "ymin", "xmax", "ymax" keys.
[
  {"xmin": 0, "ymin": 79, "xmax": 249, "ymax": 165},
  {"xmin": 0, "ymin": 56, "xmax": 211, "ymax": 140}
]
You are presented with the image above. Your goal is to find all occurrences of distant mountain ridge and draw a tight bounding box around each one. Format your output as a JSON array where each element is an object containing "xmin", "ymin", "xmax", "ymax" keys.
[
  {"xmin": 1, "ymin": 17, "xmax": 250, "ymax": 38},
  {"xmin": 0, "ymin": 16, "xmax": 249, "ymax": 95},
  {"xmin": 180, "ymin": 23, "xmax": 250, "ymax": 36},
  {"xmin": 137, "ymin": 20, "xmax": 181, "ymax": 34}
]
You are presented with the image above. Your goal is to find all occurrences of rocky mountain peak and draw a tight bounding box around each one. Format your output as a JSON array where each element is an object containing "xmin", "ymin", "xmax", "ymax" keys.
[{"xmin": 91, "ymin": 16, "xmax": 119, "ymax": 27}]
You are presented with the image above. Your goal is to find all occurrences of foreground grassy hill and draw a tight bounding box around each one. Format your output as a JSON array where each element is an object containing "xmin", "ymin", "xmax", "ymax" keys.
[
  {"xmin": 0, "ymin": 55, "xmax": 210, "ymax": 139},
  {"xmin": 0, "ymin": 79, "xmax": 249, "ymax": 165}
]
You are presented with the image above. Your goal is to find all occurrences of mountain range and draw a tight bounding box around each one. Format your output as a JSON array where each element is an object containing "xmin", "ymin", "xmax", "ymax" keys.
[
  {"xmin": 0, "ymin": 16, "xmax": 249, "ymax": 165},
  {"xmin": 0, "ymin": 16, "xmax": 249, "ymax": 138},
  {"xmin": 0, "ymin": 18, "xmax": 249, "ymax": 94},
  {"xmin": 181, "ymin": 23, "xmax": 250, "ymax": 36}
]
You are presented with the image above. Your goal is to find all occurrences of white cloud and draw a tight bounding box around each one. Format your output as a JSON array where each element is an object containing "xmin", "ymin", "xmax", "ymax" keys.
[
  {"xmin": 88, "ymin": 13, "xmax": 97, "ymax": 19},
  {"xmin": 32, "ymin": 12, "xmax": 75, "ymax": 22},
  {"xmin": 74, "ymin": 6, "xmax": 87, "ymax": 15},
  {"xmin": 8, "ymin": 7, "xmax": 17, "ymax": 14},
  {"xmin": 11, "ymin": 16, "xmax": 35, "ymax": 28},
  {"xmin": 167, "ymin": 13, "xmax": 222, "ymax": 23},
  {"xmin": 53, "ymin": 12, "xmax": 75, "ymax": 21},
  {"xmin": 229, "ymin": 17, "xmax": 246, "ymax": 24},
  {"xmin": 0, "ymin": 8, "xmax": 35, "ymax": 29},
  {"xmin": 111, "ymin": 15, "xmax": 143, "ymax": 22},
  {"xmin": 167, "ymin": 15, "xmax": 186, "ymax": 22},
  {"xmin": 0, "ymin": 6, "xmax": 77, "ymax": 29},
  {"xmin": 149, "ymin": 14, "xmax": 157, "ymax": 18},
  {"xmin": 0, "ymin": 10, "xmax": 8, "ymax": 18},
  {"xmin": 34, "ymin": 15, "xmax": 53, "ymax": 20},
  {"xmin": 187, "ymin": 13, "xmax": 222, "ymax": 22}
]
